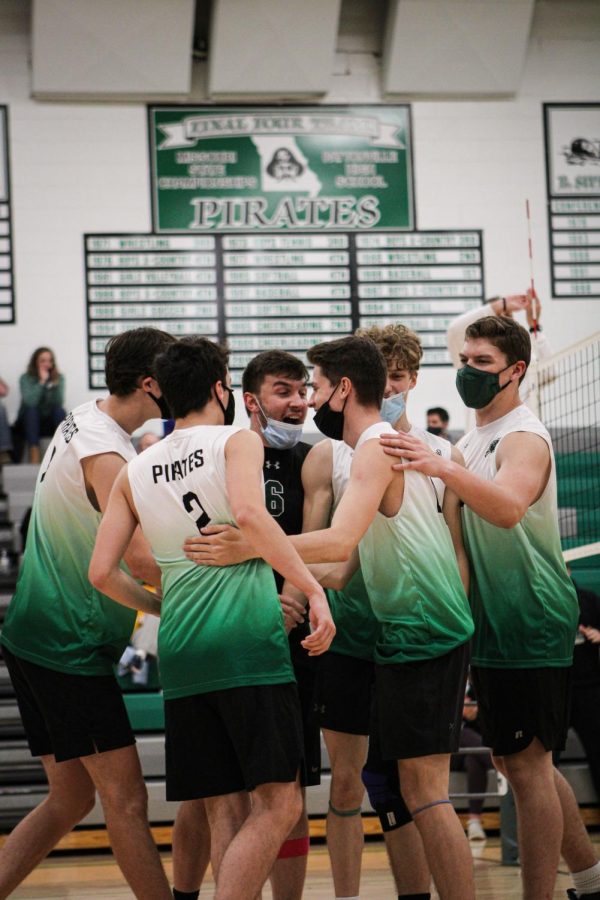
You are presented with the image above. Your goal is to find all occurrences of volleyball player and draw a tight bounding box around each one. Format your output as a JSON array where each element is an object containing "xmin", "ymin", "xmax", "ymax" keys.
[
  {"xmin": 175, "ymin": 349, "xmax": 321, "ymax": 900},
  {"xmin": 297, "ymin": 322, "xmax": 468, "ymax": 900},
  {"xmin": 0, "ymin": 327, "xmax": 175, "ymax": 899},
  {"xmin": 381, "ymin": 316, "xmax": 600, "ymax": 900},
  {"xmin": 294, "ymin": 336, "xmax": 475, "ymax": 900},
  {"xmin": 89, "ymin": 338, "xmax": 335, "ymax": 900}
]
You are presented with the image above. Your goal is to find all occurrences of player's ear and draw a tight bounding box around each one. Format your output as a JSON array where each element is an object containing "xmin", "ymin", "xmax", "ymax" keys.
[
  {"xmin": 244, "ymin": 392, "xmax": 260, "ymax": 414},
  {"xmin": 409, "ymin": 372, "xmax": 418, "ymax": 391},
  {"xmin": 140, "ymin": 375, "xmax": 158, "ymax": 395},
  {"xmin": 339, "ymin": 376, "xmax": 352, "ymax": 399}
]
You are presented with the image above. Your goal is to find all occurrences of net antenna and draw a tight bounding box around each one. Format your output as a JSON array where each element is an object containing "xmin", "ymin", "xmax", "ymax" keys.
[{"xmin": 525, "ymin": 199, "xmax": 539, "ymax": 335}]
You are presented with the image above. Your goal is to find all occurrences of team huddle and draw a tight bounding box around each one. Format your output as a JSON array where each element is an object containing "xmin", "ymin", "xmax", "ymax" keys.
[{"xmin": 0, "ymin": 318, "xmax": 598, "ymax": 900}]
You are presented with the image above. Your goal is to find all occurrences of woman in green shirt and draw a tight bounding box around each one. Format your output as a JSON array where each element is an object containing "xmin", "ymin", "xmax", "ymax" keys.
[{"xmin": 17, "ymin": 347, "xmax": 65, "ymax": 463}]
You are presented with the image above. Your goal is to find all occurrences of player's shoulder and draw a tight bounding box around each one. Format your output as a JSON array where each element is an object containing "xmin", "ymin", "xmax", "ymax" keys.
[
  {"xmin": 410, "ymin": 424, "xmax": 452, "ymax": 459},
  {"xmin": 73, "ymin": 401, "xmax": 134, "ymax": 458}
]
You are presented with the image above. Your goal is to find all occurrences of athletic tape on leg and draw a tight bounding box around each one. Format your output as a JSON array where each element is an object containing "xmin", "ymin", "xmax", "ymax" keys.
[
  {"xmin": 410, "ymin": 799, "xmax": 452, "ymax": 817},
  {"xmin": 277, "ymin": 836, "xmax": 310, "ymax": 859},
  {"xmin": 328, "ymin": 800, "xmax": 362, "ymax": 817}
]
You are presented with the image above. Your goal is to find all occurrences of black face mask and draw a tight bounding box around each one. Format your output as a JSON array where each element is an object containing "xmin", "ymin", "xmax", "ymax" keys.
[
  {"xmin": 313, "ymin": 383, "xmax": 346, "ymax": 441},
  {"xmin": 216, "ymin": 385, "xmax": 236, "ymax": 425},
  {"xmin": 148, "ymin": 391, "xmax": 171, "ymax": 420},
  {"xmin": 427, "ymin": 426, "xmax": 444, "ymax": 436}
]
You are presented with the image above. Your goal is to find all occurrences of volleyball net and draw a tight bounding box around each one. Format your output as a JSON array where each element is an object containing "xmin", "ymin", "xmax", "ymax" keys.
[{"xmin": 531, "ymin": 331, "xmax": 600, "ymax": 574}]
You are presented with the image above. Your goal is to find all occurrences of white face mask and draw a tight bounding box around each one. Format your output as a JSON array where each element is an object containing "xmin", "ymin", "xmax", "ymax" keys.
[
  {"xmin": 255, "ymin": 398, "xmax": 304, "ymax": 450},
  {"xmin": 380, "ymin": 391, "xmax": 406, "ymax": 426}
]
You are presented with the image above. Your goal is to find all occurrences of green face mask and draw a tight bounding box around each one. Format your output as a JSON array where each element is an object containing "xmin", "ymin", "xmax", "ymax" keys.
[{"xmin": 455, "ymin": 363, "xmax": 514, "ymax": 409}]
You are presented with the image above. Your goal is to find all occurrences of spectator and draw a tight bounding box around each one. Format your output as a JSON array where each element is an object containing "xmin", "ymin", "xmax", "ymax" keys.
[
  {"xmin": 426, "ymin": 406, "xmax": 451, "ymax": 441},
  {"xmin": 450, "ymin": 683, "xmax": 493, "ymax": 842},
  {"xmin": 17, "ymin": 347, "xmax": 65, "ymax": 464},
  {"xmin": 0, "ymin": 376, "xmax": 12, "ymax": 464}
]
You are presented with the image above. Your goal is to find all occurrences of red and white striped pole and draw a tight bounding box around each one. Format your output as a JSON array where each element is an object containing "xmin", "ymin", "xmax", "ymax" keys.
[{"xmin": 526, "ymin": 199, "xmax": 538, "ymax": 336}]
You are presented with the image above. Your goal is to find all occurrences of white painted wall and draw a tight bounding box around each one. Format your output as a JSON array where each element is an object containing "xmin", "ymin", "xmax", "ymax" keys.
[{"xmin": 1, "ymin": 0, "xmax": 599, "ymax": 435}]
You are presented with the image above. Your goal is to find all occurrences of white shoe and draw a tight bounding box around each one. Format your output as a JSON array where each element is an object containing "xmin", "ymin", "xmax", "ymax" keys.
[{"xmin": 468, "ymin": 819, "xmax": 486, "ymax": 841}]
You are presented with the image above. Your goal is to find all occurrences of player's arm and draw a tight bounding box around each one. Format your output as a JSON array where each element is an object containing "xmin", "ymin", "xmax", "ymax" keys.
[
  {"xmin": 82, "ymin": 452, "xmax": 162, "ymax": 587},
  {"xmin": 89, "ymin": 468, "xmax": 162, "ymax": 616},
  {"xmin": 289, "ymin": 439, "xmax": 395, "ymax": 562},
  {"xmin": 225, "ymin": 429, "xmax": 335, "ymax": 655},
  {"xmin": 301, "ymin": 439, "xmax": 334, "ymax": 530},
  {"xmin": 380, "ymin": 429, "xmax": 551, "ymax": 528},
  {"xmin": 442, "ymin": 445, "xmax": 470, "ymax": 595}
]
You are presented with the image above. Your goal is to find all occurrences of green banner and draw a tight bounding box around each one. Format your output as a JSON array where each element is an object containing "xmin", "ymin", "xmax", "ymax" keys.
[{"xmin": 149, "ymin": 106, "xmax": 414, "ymax": 233}]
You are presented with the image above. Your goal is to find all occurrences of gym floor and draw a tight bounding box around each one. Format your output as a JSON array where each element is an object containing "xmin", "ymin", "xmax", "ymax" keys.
[{"xmin": 8, "ymin": 836, "xmax": 598, "ymax": 898}]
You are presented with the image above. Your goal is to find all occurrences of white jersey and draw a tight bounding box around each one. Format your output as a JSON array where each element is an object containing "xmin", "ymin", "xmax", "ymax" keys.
[
  {"xmin": 128, "ymin": 425, "xmax": 243, "ymax": 588},
  {"xmin": 457, "ymin": 404, "xmax": 578, "ymax": 667},
  {"xmin": 1, "ymin": 400, "xmax": 136, "ymax": 675},
  {"xmin": 128, "ymin": 423, "xmax": 294, "ymax": 699},
  {"xmin": 409, "ymin": 424, "xmax": 452, "ymax": 504},
  {"xmin": 330, "ymin": 439, "xmax": 353, "ymax": 510},
  {"xmin": 356, "ymin": 422, "xmax": 473, "ymax": 663},
  {"xmin": 330, "ymin": 425, "xmax": 451, "ymax": 509}
]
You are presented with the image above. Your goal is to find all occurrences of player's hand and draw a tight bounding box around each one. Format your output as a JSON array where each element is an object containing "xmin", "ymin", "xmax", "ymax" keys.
[
  {"xmin": 280, "ymin": 593, "xmax": 306, "ymax": 633},
  {"xmin": 525, "ymin": 288, "xmax": 541, "ymax": 328},
  {"xmin": 183, "ymin": 524, "xmax": 254, "ymax": 566},
  {"xmin": 580, "ymin": 624, "xmax": 600, "ymax": 644},
  {"xmin": 504, "ymin": 293, "xmax": 529, "ymax": 315},
  {"xmin": 380, "ymin": 431, "xmax": 447, "ymax": 477},
  {"xmin": 301, "ymin": 591, "xmax": 335, "ymax": 656}
]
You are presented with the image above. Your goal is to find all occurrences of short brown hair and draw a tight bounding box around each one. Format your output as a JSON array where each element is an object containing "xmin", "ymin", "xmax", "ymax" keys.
[
  {"xmin": 242, "ymin": 350, "xmax": 308, "ymax": 396},
  {"xmin": 105, "ymin": 328, "xmax": 175, "ymax": 396},
  {"xmin": 465, "ymin": 315, "xmax": 531, "ymax": 380},
  {"xmin": 356, "ymin": 324, "xmax": 423, "ymax": 373},
  {"xmin": 307, "ymin": 336, "xmax": 386, "ymax": 408}
]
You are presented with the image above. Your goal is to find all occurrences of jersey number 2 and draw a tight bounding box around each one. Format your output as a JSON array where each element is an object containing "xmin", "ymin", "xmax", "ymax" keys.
[{"xmin": 182, "ymin": 491, "xmax": 211, "ymax": 531}]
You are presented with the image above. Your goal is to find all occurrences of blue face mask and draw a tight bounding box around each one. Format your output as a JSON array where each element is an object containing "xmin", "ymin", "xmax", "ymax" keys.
[
  {"xmin": 380, "ymin": 392, "xmax": 406, "ymax": 426},
  {"xmin": 256, "ymin": 399, "xmax": 303, "ymax": 450}
]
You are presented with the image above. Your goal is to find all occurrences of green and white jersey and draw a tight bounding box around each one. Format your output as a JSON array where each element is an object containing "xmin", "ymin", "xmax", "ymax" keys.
[
  {"xmin": 327, "ymin": 439, "xmax": 380, "ymax": 661},
  {"xmin": 1, "ymin": 401, "xmax": 137, "ymax": 675},
  {"xmin": 457, "ymin": 404, "xmax": 578, "ymax": 668},
  {"xmin": 357, "ymin": 422, "xmax": 473, "ymax": 665},
  {"xmin": 127, "ymin": 425, "xmax": 294, "ymax": 700}
]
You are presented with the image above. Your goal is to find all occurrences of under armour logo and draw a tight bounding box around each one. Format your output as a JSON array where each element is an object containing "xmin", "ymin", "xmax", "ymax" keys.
[
  {"xmin": 435, "ymin": 449, "xmax": 442, "ymax": 456},
  {"xmin": 515, "ymin": 730, "xmax": 523, "ymax": 739},
  {"xmin": 265, "ymin": 460, "xmax": 280, "ymax": 470}
]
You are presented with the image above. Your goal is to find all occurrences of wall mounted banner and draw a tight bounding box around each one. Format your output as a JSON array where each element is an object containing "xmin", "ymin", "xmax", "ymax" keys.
[
  {"xmin": 84, "ymin": 229, "xmax": 483, "ymax": 388},
  {"xmin": 0, "ymin": 107, "xmax": 15, "ymax": 323},
  {"xmin": 544, "ymin": 103, "xmax": 600, "ymax": 299},
  {"xmin": 149, "ymin": 106, "xmax": 414, "ymax": 233}
]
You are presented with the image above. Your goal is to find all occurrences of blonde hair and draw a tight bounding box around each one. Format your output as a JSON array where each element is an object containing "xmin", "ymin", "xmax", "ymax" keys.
[{"xmin": 355, "ymin": 324, "xmax": 423, "ymax": 373}]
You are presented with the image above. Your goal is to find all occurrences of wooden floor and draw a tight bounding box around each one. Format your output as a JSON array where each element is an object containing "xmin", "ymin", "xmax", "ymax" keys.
[{"xmin": 8, "ymin": 836, "xmax": 597, "ymax": 898}]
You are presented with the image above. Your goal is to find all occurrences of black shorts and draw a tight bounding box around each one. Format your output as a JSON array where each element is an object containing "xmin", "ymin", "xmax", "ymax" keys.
[
  {"xmin": 470, "ymin": 665, "xmax": 572, "ymax": 757},
  {"xmin": 315, "ymin": 651, "xmax": 375, "ymax": 736},
  {"xmin": 289, "ymin": 637, "xmax": 321, "ymax": 786},
  {"xmin": 375, "ymin": 642, "xmax": 470, "ymax": 760},
  {"xmin": 3, "ymin": 646, "xmax": 135, "ymax": 763},
  {"xmin": 164, "ymin": 682, "xmax": 304, "ymax": 801}
]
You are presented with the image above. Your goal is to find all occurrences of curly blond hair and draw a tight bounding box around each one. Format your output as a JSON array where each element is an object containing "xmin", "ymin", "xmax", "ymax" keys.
[{"xmin": 355, "ymin": 324, "xmax": 423, "ymax": 373}]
